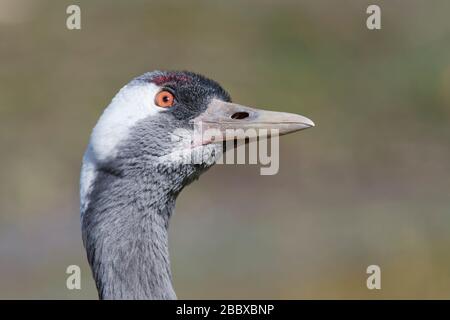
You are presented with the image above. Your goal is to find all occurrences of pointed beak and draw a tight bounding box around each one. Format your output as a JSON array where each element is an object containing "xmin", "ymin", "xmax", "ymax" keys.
[{"xmin": 191, "ymin": 98, "xmax": 314, "ymax": 145}]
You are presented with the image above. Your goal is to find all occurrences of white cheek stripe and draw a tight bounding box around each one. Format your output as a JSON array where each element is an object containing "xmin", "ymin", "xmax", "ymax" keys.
[
  {"xmin": 80, "ymin": 82, "xmax": 163, "ymax": 214},
  {"xmin": 90, "ymin": 82, "xmax": 162, "ymax": 162}
]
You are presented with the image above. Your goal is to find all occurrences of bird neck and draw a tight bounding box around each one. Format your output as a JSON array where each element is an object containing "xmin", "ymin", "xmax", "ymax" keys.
[{"xmin": 82, "ymin": 167, "xmax": 185, "ymax": 300}]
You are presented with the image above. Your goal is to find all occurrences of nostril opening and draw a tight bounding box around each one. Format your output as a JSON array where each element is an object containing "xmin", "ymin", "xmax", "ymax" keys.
[{"xmin": 231, "ymin": 112, "xmax": 249, "ymax": 120}]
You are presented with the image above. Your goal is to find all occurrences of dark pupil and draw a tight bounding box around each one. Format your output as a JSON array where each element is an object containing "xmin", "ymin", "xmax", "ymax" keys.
[{"xmin": 163, "ymin": 95, "xmax": 169, "ymax": 102}]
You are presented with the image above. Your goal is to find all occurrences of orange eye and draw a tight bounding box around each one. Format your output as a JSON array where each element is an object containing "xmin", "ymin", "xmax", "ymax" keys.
[{"xmin": 155, "ymin": 90, "xmax": 175, "ymax": 108}]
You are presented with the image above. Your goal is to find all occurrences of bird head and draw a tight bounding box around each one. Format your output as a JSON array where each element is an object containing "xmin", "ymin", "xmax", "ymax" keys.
[
  {"xmin": 89, "ymin": 70, "xmax": 313, "ymax": 162},
  {"xmin": 82, "ymin": 71, "xmax": 314, "ymax": 209}
]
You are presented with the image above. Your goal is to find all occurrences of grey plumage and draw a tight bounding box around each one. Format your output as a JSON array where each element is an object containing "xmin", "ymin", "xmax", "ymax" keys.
[
  {"xmin": 82, "ymin": 117, "xmax": 220, "ymax": 299},
  {"xmin": 82, "ymin": 72, "xmax": 225, "ymax": 299}
]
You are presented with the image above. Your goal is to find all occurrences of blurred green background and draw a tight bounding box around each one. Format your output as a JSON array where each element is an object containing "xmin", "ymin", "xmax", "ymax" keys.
[{"xmin": 1, "ymin": 0, "xmax": 450, "ymax": 299}]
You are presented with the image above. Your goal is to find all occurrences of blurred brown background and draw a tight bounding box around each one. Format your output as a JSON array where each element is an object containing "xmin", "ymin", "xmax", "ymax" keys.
[{"xmin": 1, "ymin": 0, "xmax": 450, "ymax": 299}]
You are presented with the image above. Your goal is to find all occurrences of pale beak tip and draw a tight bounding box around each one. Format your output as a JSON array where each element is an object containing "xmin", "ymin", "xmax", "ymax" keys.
[
  {"xmin": 298, "ymin": 115, "xmax": 315, "ymax": 129},
  {"xmin": 305, "ymin": 119, "xmax": 315, "ymax": 128}
]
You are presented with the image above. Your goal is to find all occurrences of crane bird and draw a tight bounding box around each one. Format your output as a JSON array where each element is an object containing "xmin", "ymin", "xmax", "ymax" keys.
[{"xmin": 80, "ymin": 71, "xmax": 314, "ymax": 299}]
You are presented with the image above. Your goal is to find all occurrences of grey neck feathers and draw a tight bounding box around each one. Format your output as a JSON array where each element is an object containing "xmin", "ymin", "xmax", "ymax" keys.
[{"xmin": 82, "ymin": 160, "xmax": 204, "ymax": 300}]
